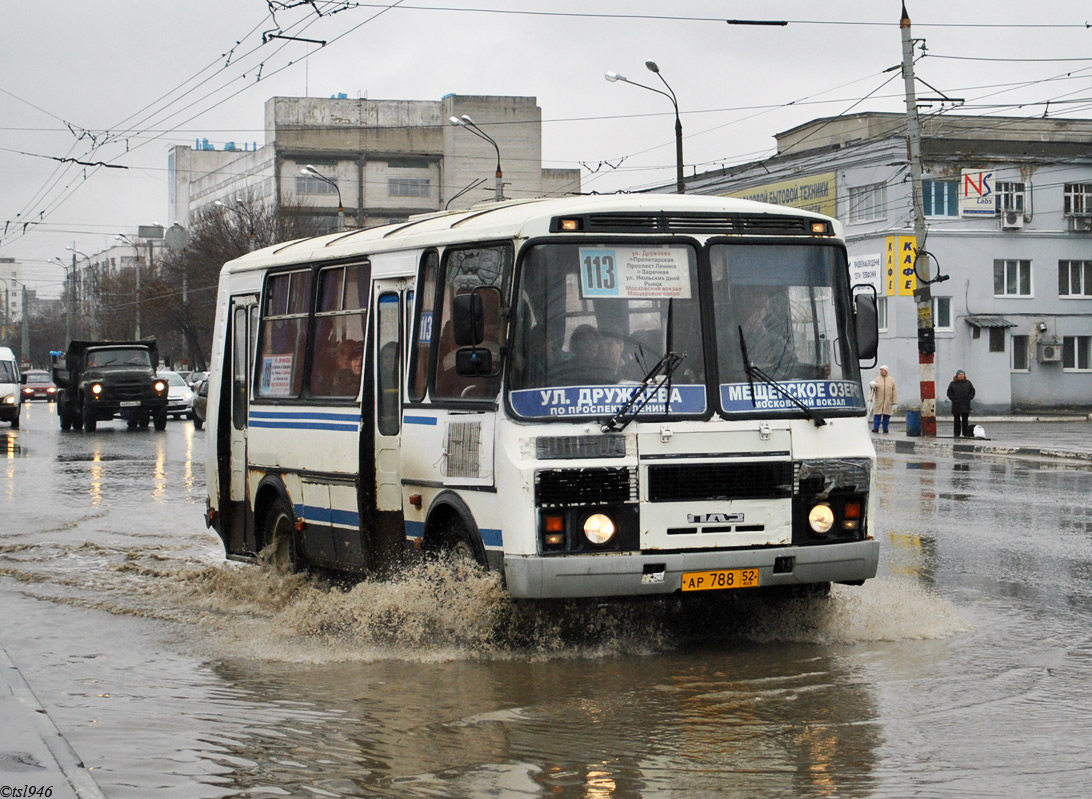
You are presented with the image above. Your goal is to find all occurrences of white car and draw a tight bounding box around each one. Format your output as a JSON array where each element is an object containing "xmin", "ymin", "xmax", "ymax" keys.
[{"xmin": 158, "ymin": 370, "xmax": 196, "ymax": 420}]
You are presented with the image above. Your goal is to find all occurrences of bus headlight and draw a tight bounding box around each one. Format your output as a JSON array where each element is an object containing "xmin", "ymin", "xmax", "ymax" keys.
[
  {"xmin": 583, "ymin": 513, "xmax": 616, "ymax": 545},
  {"xmin": 808, "ymin": 504, "xmax": 835, "ymax": 534}
]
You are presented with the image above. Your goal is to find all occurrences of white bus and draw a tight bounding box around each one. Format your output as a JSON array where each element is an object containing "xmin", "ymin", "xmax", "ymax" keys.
[{"xmin": 204, "ymin": 194, "xmax": 880, "ymax": 599}]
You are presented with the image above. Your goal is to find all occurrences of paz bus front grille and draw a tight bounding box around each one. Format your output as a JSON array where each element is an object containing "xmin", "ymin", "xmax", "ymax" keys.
[
  {"xmin": 646, "ymin": 462, "xmax": 793, "ymax": 503},
  {"xmin": 534, "ymin": 467, "xmax": 637, "ymax": 507}
]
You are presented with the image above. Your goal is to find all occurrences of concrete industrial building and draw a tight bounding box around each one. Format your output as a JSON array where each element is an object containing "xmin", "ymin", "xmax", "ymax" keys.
[
  {"xmin": 679, "ymin": 112, "xmax": 1092, "ymax": 413},
  {"xmin": 168, "ymin": 94, "xmax": 581, "ymax": 233}
]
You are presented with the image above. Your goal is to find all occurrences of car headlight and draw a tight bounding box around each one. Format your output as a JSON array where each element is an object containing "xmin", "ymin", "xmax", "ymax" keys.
[
  {"xmin": 183, "ymin": 391, "xmax": 194, "ymax": 401},
  {"xmin": 583, "ymin": 513, "xmax": 616, "ymax": 545},
  {"xmin": 808, "ymin": 503, "xmax": 835, "ymax": 534},
  {"xmin": 2, "ymin": 394, "xmax": 14, "ymax": 405}
]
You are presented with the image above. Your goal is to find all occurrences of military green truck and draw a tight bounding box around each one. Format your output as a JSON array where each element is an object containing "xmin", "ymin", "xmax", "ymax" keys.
[{"xmin": 53, "ymin": 340, "xmax": 170, "ymax": 431}]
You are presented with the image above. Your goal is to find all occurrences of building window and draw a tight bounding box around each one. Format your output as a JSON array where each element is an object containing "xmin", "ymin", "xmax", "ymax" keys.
[
  {"xmin": 296, "ymin": 175, "xmax": 340, "ymax": 195},
  {"xmin": 877, "ymin": 296, "xmax": 888, "ymax": 332},
  {"xmin": 989, "ymin": 327, "xmax": 1005, "ymax": 352},
  {"xmin": 932, "ymin": 296, "xmax": 952, "ymax": 330},
  {"xmin": 922, "ymin": 179, "xmax": 958, "ymax": 217},
  {"xmin": 1062, "ymin": 335, "xmax": 1092, "ymax": 371},
  {"xmin": 1064, "ymin": 183, "xmax": 1092, "ymax": 216},
  {"xmin": 994, "ymin": 259, "xmax": 1032, "ymax": 297},
  {"xmin": 388, "ymin": 177, "xmax": 431, "ymax": 198},
  {"xmin": 847, "ymin": 183, "xmax": 886, "ymax": 223},
  {"xmin": 994, "ymin": 181, "xmax": 1026, "ymax": 214},
  {"xmin": 1059, "ymin": 260, "xmax": 1092, "ymax": 297},
  {"xmin": 387, "ymin": 158, "xmax": 432, "ymax": 170},
  {"xmin": 1011, "ymin": 335, "xmax": 1029, "ymax": 371}
]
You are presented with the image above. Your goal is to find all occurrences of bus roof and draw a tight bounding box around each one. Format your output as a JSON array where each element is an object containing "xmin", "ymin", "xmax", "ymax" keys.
[{"xmin": 221, "ymin": 193, "xmax": 841, "ymax": 275}]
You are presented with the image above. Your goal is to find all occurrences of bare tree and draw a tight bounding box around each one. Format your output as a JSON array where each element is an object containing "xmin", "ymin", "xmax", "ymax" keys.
[{"xmin": 90, "ymin": 197, "xmax": 326, "ymax": 370}]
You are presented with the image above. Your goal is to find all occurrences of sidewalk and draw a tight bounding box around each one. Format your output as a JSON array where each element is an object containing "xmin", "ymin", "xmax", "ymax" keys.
[
  {"xmin": 0, "ymin": 643, "xmax": 105, "ymax": 799},
  {"xmin": 871, "ymin": 414, "xmax": 1092, "ymax": 464}
]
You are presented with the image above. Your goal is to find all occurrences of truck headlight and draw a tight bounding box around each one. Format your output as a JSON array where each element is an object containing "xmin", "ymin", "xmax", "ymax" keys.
[
  {"xmin": 808, "ymin": 504, "xmax": 835, "ymax": 534},
  {"xmin": 583, "ymin": 513, "xmax": 616, "ymax": 545},
  {"xmin": 154, "ymin": 380, "xmax": 167, "ymax": 393},
  {"xmin": 91, "ymin": 383, "xmax": 103, "ymax": 396}
]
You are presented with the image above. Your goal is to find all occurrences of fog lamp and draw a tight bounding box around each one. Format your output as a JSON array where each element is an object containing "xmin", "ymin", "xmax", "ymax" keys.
[
  {"xmin": 583, "ymin": 513, "xmax": 616, "ymax": 545},
  {"xmin": 808, "ymin": 504, "xmax": 835, "ymax": 534}
]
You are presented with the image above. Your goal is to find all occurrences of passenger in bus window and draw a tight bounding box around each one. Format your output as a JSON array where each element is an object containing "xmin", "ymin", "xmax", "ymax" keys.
[{"xmin": 331, "ymin": 340, "xmax": 363, "ymax": 396}]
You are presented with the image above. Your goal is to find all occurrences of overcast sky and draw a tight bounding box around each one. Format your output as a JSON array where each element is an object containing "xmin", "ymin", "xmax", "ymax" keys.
[{"xmin": 2, "ymin": 1, "xmax": 1089, "ymax": 296}]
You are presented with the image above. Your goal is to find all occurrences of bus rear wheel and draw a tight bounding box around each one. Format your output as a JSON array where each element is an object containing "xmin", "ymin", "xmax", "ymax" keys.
[{"xmin": 264, "ymin": 496, "xmax": 303, "ymax": 574}]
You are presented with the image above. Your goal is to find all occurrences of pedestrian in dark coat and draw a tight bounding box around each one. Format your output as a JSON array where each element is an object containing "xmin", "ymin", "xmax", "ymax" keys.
[{"xmin": 946, "ymin": 369, "xmax": 976, "ymax": 438}]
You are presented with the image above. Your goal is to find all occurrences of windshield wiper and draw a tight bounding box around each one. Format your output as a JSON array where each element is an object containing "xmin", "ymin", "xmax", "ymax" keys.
[
  {"xmin": 737, "ymin": 325, "xmax": 826, "ymax": 427},
  {"xmin": 601, "ymin": 351, "xmax": 686, "ymax": 433}
]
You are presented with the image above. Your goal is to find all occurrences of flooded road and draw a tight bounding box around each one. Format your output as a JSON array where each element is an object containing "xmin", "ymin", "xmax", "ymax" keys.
[{"xmin": 3, "ymin": 402, "xmax": 1092, "ymax": 797}]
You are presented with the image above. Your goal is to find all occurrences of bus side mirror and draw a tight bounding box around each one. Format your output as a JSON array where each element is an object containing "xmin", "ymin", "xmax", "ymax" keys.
[
  {"xmin": 453, "ymin": 293, "xmax": 484, "ymax": 346},
  {"xmin": 853, "ymin": 289, "xmax": 879, "ymax": 361}
]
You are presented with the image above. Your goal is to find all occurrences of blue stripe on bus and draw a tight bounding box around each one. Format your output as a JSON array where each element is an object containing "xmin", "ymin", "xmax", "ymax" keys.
[
  {"xmin": 250, "ymin": 409, "xmax": 359, "ymax": 431},
  {"xmin": 294, "ymin": 504, "xmax": 360, "ymax": 528},
  {"xmin": 403, "ymin": 415, "xmax": 437, "ymax": 426},
  {"xmin": 403, "ymin": 520, "xmax": 501, "ymax": 549}
]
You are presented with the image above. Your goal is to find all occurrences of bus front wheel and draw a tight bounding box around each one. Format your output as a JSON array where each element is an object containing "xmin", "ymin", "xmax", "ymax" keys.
[
  {"xmin": 433, "ymin": 516, "xmax": 486, "ymax": 568},
  {"xmin": 263, "ymin": 496, "xmax": 303, "ymax": 574}
]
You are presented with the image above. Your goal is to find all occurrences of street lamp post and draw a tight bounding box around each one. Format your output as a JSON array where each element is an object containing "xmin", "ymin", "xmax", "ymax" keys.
[
  {"xmin": 66, "ymin": 246, "xmax": 98, "ymax": 338},
  {"xmin": 449, "ymin": 115, "xmax": 504, "ymax": 202},
  {"xmin": 215, "ymin": 197, "xmax": 257, "ymax": 250},
  {"xmin": 115, "ymin": 234, "xmax": 143, "ymax": 339},
  {"xmin": 606, "ymin": 61, "xmax": 685, "ymax": 194},
  {"xmin": 300, "ymin": 166, "xmax": 345, "ymax": 231},
  {"xmin": 52, "ymin": 257, "xmax": 74, "ymax": 343}
]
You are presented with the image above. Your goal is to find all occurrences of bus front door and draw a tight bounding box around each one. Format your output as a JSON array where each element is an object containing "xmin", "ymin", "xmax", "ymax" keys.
[
  {"xmin": 224, "ymin": 295, "xmax": 257, "ymax": 554},
  {"xmin": 372, "ymin": 283, "xmax": 405, "ymax": 564}
]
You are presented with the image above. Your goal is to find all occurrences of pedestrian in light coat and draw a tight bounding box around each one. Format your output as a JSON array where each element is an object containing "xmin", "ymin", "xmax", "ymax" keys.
[
  {"xmin": 869, "ymin": 365, "xmax": 897, "ymax": 434},
  {"xmin": 946, "ymin": 369, "xmax": 976, "ymax": 438}
]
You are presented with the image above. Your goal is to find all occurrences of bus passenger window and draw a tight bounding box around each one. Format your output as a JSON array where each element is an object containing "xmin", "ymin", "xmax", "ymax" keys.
[
  {"xmin": 307, "ymin": 262, "xmax": 370, "ymax": 399},
  {"xmin": 257, "ymin": 269, "xmax": 312, "ymax": 398},
  {"xmin": 408, "ymin": 251, "xmax": 438, "ymax": 402}
]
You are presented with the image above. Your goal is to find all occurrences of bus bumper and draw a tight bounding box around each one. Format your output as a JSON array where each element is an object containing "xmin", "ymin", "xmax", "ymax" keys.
[{"xmin": 503, "ymin": 538, "xmax": 879, "ymax": 600}]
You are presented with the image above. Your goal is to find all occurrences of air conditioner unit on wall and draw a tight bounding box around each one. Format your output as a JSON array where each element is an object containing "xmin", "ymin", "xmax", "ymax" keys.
[
  {"xmin": 1001, "ymin": 210, "xmax": 1024, "ymax": 230},
  {"xmin": 1068, "ymin": 216, "xmax": 1092, "ymax": 232},
  {"xmin": 1038, "ymin": 342, "xmax": 1062, "ymax": 363}
]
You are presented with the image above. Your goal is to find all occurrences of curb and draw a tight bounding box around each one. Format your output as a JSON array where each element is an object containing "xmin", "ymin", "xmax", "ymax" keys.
[
  {"xmin": 0, "ymin": 643, "xmax": 106, "ymax": 799},
  {"xmin": 872, "ymin": 435, "xmax": 1092, "ymax": 464}
]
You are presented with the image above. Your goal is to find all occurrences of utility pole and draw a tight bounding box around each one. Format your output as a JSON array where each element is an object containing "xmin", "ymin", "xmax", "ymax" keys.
[
  {"xmin": 901, "ymin": 3, "xmax": 936, "ymax": 437},
  {"xmin": 20, "ymin": 283, "xmax": 29, "ymax": 363}
]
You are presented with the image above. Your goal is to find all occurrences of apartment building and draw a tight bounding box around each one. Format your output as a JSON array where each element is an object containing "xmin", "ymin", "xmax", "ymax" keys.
[
  {"xmin": 681, "ymin": 112, "xmax": 1092, "ymax": 412},
  {"xmin": 168, "ymin": 94, "xmax": 581, "ymax": 233}
]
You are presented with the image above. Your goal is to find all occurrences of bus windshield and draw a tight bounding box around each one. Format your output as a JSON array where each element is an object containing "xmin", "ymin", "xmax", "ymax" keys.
[
  {"xmin": 711, "ymin": 242, "xmax": 864, "ymax": 415},
  {"xmin": 508, "ymin": 241, "xmax": 707, "ymax": 419}
]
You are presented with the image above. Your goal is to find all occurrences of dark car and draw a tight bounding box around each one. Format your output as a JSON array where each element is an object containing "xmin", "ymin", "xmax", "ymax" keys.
[{"xmin": 21, "ymin": 369, "xmax": 57, "ymax": 401}]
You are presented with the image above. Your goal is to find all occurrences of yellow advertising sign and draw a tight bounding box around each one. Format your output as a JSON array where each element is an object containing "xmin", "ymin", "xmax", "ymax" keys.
[
  {"xmin": 884, "ymin": 236, "xmax": 898, "ymax": 296},
  {"xmin": 721, "ymin": 172, "xmax": 837, "ymax": 217},
  {"xmin": 885, "ymin": 235, "xmax": 918, "ymax": 296},
  {"xmin": 897, "ymin": 236, "xmax": 918, "ymax": 296}
]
